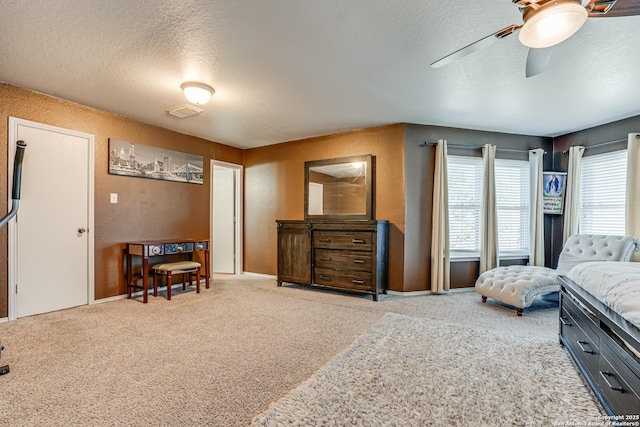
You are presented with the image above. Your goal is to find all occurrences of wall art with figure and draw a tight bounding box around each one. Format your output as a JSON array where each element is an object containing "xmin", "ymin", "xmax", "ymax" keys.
[{"xmin": 543, "ymin": 171, "xmax": 566, "ymax": 214}]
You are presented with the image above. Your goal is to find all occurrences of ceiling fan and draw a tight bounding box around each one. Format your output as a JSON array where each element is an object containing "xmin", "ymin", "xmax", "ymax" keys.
[{"xmin": 430, "ymin": 0, "xmax": 640, "ymax": 77}]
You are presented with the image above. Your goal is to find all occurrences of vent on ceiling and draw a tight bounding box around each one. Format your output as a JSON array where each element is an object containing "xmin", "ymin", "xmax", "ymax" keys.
[{"xmin": 167, "ymin": 104, "xmax": 203, "ymax": 118}]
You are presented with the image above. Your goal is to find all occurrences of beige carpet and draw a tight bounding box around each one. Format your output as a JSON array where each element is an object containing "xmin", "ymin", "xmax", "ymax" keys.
[
  {"xmin": 251, "ymin": 312, "xmax": 602, "ymax": 426},
  {"xmin": 0, "ymin": 275, "xmax": 600, "ymax": 426}
]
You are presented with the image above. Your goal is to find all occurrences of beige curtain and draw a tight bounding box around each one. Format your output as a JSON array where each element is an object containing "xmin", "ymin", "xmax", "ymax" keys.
[
  {"xmin": 529, "ymin": 149, "xmax": 545, "ymax": 266},
  {"xmin": 480, "ymin": 144, "xmax": 498, "ymax": 273},
  {"xmin": 626, "ymin": 133, "xmax": 640, "ymax": 262},
  {"xmin": 562, "ymin": 146, "xmax": 585, "ymax": 245},
  {"xmin": 431, "ymin": 139, "xmax": 450, "ymax": 292}
]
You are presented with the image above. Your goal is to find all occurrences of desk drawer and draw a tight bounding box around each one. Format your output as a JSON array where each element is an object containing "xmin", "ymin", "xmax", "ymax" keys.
[
  {"xmin": 314, "ymin": 268, "xmax": 373, "ymax": 291},
  {"xmin": 313, "ymin": 231, "xmax": 373, "ymax": 251},
  {"xmin": 314, "ymin": 249, "xmax": 372, "ymax": 272},
  {"xmin": 165, "ymin": 242, "xmax": 194, "ymax": 254}
]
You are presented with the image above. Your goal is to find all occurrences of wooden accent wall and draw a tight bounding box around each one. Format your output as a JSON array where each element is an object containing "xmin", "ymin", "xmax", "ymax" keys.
[
  {"xmin": 243, "ymin": 124, "xmax": 406, "ymax": 291},
  {"xmin": 0, "ymin": 83, "xmax": 242, "ymax": 316}
]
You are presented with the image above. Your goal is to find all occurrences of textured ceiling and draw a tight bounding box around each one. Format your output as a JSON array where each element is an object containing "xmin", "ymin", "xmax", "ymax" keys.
[{"xmin": 1, "ymin": 0, "xmax": 639, "ymax": 148}]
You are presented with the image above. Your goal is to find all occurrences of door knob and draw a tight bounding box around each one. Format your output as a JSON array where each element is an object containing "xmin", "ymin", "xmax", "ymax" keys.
[{"xmin": 77, "ymin": 227, "xmax": 87, "ymax": 234}]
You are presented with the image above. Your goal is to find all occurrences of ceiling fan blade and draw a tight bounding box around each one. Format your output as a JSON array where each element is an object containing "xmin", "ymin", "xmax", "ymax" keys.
[
  {"xmin": 525, "ymin": 47, "xmax": 554, "ymax": 78},
  {"xmin": 430, "ymin": 25, "xmax": 521, "ymax": 68},
  {"xmin": 587, "ymin": 0, "xmax": 640, "ymax": 17}
]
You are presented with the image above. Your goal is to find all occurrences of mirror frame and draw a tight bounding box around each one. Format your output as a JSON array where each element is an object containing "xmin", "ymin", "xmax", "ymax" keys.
[{"xmin": 304, "ymin": 154, "xmax": 373, "ymax": 220}]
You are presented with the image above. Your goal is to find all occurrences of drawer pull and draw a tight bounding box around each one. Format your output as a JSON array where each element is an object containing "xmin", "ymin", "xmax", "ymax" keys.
[
  {"xmin": 352, "ymin": 279, "xmax": 366, "ymax": 284},
  {"xmin": 320, "ymin": 257, "xmax": 332, "ymax": 261},
  {"xmin": 577, "ymin": 340, "xmax": 595, "ymax": 354},
  {"xmin": 319, "ymin": 238, "xmax": 331, "ymax": 242},
  {"xmin": 352, "ymin": 259, "xmax": 365, "ymax": 264},
  {"xmin": 352, "ymin": 239, "xmax": 366, "ymax": 244},
  {"xmin": 599, "ymin": 371, "xmax": 624, "ymax": 392},
  {"xmin": 559, "ymin": 316, "xmax": 572, "ymax": 326},
  {"xmin": 319, "ymin": 275, "xmax": 332, "ymax": 281}
]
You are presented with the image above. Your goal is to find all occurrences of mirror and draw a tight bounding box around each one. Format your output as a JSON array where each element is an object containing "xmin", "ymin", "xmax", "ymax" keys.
[{"xmin": 304, "ymin": 154, "xmax": 373, "ymax": 220}]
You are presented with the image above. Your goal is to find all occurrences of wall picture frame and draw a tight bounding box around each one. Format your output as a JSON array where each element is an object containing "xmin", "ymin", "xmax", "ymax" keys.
[
  {"xmin": 542, "ymin": 171, "xmax": 567, "ymax": 215},
  {"xmin": 108, "ymin": 138, "xmax": 204, "ymax": 184}
]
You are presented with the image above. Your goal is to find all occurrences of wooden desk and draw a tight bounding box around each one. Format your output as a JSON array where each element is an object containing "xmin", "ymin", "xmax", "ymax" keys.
[{"xmin": 126, "ymin": 239, "xmax": 210, "ymax": 303}]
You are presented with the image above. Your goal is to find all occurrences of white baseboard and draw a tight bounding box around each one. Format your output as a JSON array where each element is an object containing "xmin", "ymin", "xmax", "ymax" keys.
[
  {"xmin": 0, "ymin": 317, "xmax": 7, "ymax": 323},
  {"xmin": 449, "ymin": 287, "xmax": 475, "ymax": 293},
  {"xmin": 387, "ymin": 287, "xmax": 475, "ymax": 297},
  {"xmin": 242, "ymin": 271, "xmax": 277, "ymax": 279},
  {"xmin": 93, "ymin": 294, "xmax": 125, "ymax": 304},
  {"xmin": 387, "ymin": 290, "xmax": 432, "ymax": 297}
]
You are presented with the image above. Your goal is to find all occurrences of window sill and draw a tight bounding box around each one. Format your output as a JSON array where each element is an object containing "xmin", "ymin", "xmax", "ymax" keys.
[{"xmin": 450, "ymin": 253, "xmax": 529, "ymax": 263}]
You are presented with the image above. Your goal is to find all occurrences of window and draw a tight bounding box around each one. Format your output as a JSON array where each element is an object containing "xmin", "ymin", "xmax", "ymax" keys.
[
  {"xmin": 447, "ymin": 155, "xmax": 530, "ymax": 258},
  {"xmin": 448, "ymin": 155, "xmax": 483, "ymax": 255},
  {"xmin": 579, "ymin": 149, "xmax": 627, "ymax": 235},
  {"xmin": 495, "ymin": 158, "xmax": 530, "ymax": 256}
]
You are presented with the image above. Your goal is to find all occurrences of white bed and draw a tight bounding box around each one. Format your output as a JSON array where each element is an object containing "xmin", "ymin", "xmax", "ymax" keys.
[{"xmin": 567, "ymin": 261, "xmax": 640, "ymax": 330}]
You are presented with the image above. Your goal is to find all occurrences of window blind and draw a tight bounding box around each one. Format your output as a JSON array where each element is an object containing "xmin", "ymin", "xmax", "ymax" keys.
[
  {"xmin": 580, "ymin": 149, "xmax": 627, "ymax": 235},
  {"xmin": 495, "ymin": 158, "xmax": 530, "ymax": 255},
  {"xmin": 448, "ymin": 155, "xmax": 530, "ymax": 257},
  {"xmin": 448, "ymin": 155, "xmax": 483, "ymax": 254}
]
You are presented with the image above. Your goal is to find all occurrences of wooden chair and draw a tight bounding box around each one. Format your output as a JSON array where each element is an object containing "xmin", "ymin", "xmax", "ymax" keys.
[{"xmin": 152, "ymin": 261, "xmax": 201, "ymax": 300}]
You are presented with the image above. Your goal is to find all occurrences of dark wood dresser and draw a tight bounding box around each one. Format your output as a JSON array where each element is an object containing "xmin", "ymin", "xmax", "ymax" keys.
[
  {"xmin": 276, "ymin": 220, "xmax": 388, "ymax": 300},
  {"xmin": 559, "ymin": 275, "xmax": 640, "ymax": 416}
]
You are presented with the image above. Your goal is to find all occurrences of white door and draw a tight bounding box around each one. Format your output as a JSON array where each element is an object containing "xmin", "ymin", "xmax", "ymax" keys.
[
  {"xmin": 8, "ymin": 118, "xmax": 94, "ymax": 319},
  {"xmin": 212, "ymin": 165, "xmax": 236, "ymax": 273},
  {"xmin": 308, "ymin": 182, "xmax": 324, "ymax": 214}
]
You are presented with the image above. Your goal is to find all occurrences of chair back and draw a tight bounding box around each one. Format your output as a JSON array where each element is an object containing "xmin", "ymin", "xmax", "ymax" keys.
[{"xmin": 556, "ymin": 234, "xmax": 640, "ymax": 275}]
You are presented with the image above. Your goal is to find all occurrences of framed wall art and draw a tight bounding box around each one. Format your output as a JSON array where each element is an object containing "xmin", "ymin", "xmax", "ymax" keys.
[
  {"xmin": 108, "ymin": 138, "xmax": 203, "ymax": 184},
  {"xmin": 542, "ymin": 171, "xmax": 566, "ymax": 215}
]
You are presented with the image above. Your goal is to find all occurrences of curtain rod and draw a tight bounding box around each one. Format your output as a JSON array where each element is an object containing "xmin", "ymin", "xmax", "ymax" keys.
[
  {"xmin": 561, "ymin": 136, "xmax": 633, "ymax": 154},
  {"xmin": 422, "ymin": 141, "xmax": 547, "ymax": 155}
]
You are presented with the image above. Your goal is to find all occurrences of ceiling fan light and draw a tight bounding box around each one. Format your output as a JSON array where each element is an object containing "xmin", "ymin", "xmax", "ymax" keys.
[
  {"xmin": 518, "ymin": 1, "xmax": 588, "ymax": 49},
  {"xmin": 180, "ymin": 81, "xmax": 214, "ymax": 105}
]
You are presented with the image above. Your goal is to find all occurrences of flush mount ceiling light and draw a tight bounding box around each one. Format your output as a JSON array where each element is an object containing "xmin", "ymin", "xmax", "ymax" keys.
[
  {"xmin": 180, "ymin": 81, "xmax": 215, "ymax": 105},
  {"xmin": 518, "ymin": 0, "xmax": 588, "ymax": 49}
]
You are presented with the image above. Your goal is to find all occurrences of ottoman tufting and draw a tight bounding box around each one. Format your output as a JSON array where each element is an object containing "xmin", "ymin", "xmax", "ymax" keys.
[
  {"xmin": 474, "ymin": 234, "xmax": 639, "ymax": 316},
  {"xmin": 475, "ymin": 265, "xmax": 559, "ymax": 316}
]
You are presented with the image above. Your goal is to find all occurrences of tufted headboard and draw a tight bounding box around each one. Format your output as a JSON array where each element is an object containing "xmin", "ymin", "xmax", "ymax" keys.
[{"xmin": 556, "ymin": 234, "xmax": 640, "ymax": 275}]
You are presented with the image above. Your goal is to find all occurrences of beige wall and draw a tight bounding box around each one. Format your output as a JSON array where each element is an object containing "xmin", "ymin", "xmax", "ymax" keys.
[
  {"xmin": 4, "ymin": 82, "xmax": 638, "ymax": 315},
  {"xmin": 0, "ymin": 83, "xmax": 243, "ymax": 316},
  {"xmin": 243, "ymin": 124, "xmax": 406, "ymax": 291}
]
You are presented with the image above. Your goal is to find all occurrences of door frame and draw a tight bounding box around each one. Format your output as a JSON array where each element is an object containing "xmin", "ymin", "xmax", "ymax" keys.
[
  {"xmin": 210, "ymin": 160, "xmax": 243, "ymax": 276},
  {"xmin": 7, "ymin": 117, "xmax": 95, "ymax": 321}
]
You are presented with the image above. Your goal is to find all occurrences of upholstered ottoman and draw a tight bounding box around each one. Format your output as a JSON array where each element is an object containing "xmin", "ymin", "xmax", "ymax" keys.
[
  {"xmin": 152, "ymin": 261, "xmax": 201, "ymax": 300},
  {"xmin": 475, "ymin": 266, "xmax": 559, "ymax": 316},
  {"xmin": 475, "ymin": 234, "xmax": 640, "ymax": 316}
]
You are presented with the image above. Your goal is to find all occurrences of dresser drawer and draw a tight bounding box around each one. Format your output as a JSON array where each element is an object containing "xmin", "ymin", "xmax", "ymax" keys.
[
  {"xmin": 563, "ymin": 293, "xmax": 600, "ymax": 345},
  {"xmin": 314, "ymin": 268, "xmax": 373, "ymax": 291},
  {"xmin": 561, "ymin": 306, "xmax": 600, "ymax": 376},
  {"xmin": 314, "ymin": 249, "xmax": 372, "ymax": 272},
  {"xmin": 313, "ymin": 231, "xmax": 373, "ymax": 251},
  {"xmin": 598, "ymin": 342, "xmax": 640, "ymax": 416}
]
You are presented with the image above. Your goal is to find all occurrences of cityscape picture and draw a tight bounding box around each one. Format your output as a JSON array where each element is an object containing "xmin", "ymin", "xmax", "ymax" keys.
[{"xmin": 108, "ymin": 138, "xmax": 204, "ymax": 184}]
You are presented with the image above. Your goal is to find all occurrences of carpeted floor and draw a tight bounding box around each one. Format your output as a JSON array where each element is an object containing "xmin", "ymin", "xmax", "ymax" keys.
[
  {"xmin": 0, "ymin": 275, "xmax": 601, "ymax": 426},
  {"xmin": 251, "ymin": 312, "xmax": 602, "ymax": 426}
]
